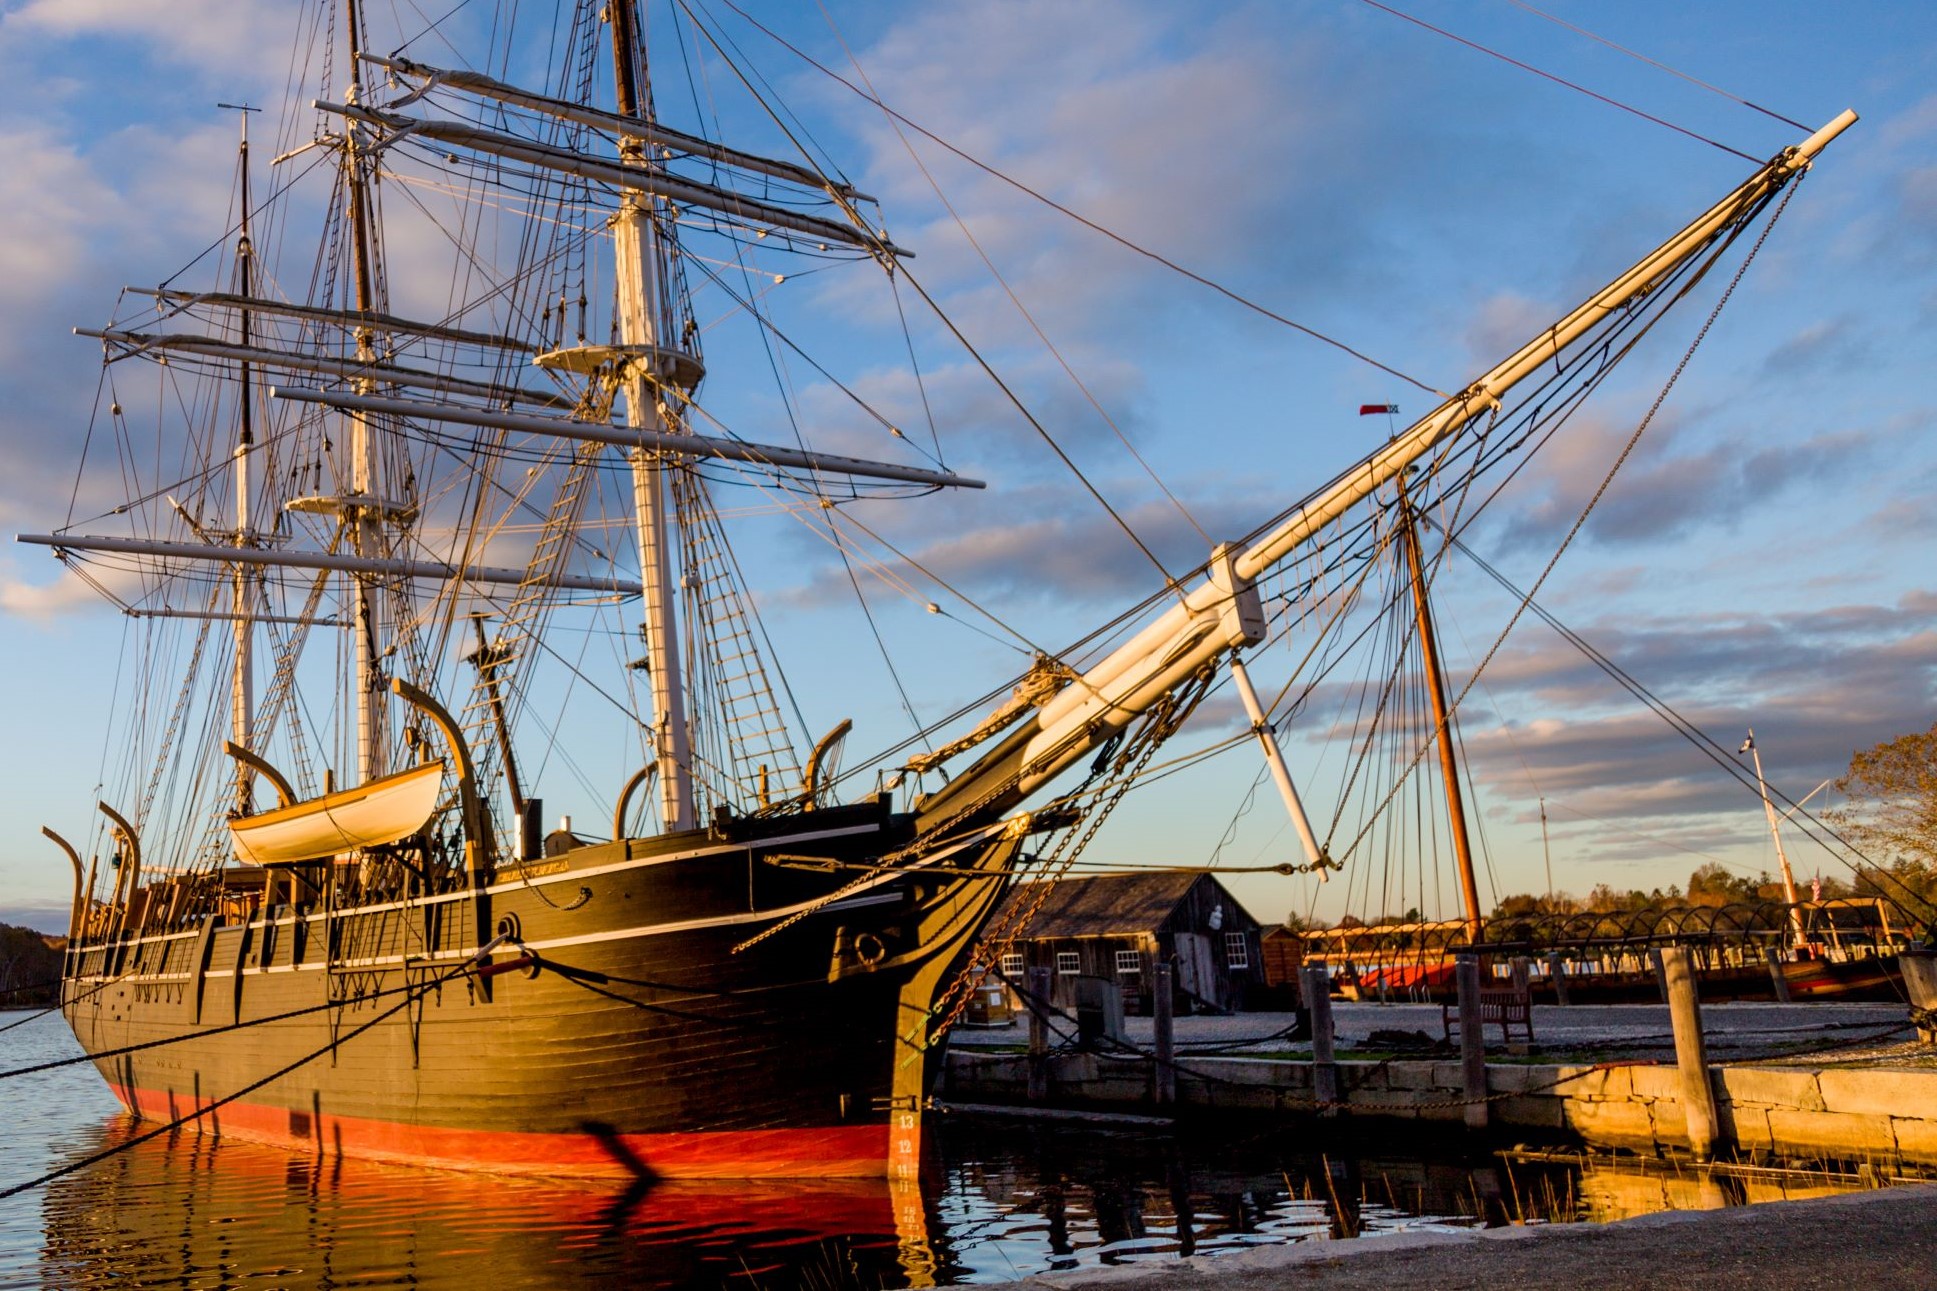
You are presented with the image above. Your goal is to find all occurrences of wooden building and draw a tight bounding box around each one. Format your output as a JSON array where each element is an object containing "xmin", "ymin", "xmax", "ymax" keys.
[{"xmin": 989, "ymin": 872, "xmax": 1265, "ymax": 1014}]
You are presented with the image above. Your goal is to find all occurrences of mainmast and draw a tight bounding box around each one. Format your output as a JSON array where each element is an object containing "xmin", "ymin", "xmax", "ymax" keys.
[
  {"xmin": 1392, "ymin": 468, "xmax": 1482, "ymax": 942},
  {"xmin": 608, "ymin": 0, "xmax": 695, "ymax": 833}
]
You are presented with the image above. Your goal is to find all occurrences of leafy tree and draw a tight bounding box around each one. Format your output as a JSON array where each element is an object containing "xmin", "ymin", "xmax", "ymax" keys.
[
  {"xmin": 1686, "ymin": 863, "xmax": 1764, "ymax": 907},
  {"xmin": 1583, "ymin": 883, "xmax": 1680, "ymax": 913},
  {"xmin": 1829, "ymin": 721, "xmax": 1937, "ymax": 868},
  {"xmin": 0, "ymin": 925, "xmax": 62, "ymax": 1009},
  {"xmin": 1849, "ymin": 860, "xmax": 1937, "ymax": 910},
  {"xmin": 1484, "ymin": 893, "xmax": 1586, "ymax": 924}
]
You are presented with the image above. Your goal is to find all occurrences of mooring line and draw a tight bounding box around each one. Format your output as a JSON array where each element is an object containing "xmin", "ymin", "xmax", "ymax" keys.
[
  {"xmin": 0, "ymin": 971, "xmax": 131, "ymax": 1037},
  {"xmin": 0, "ymin": 976, "xmax": 430, "ymax": 1083},
  {"xmin": 0, "ymin": 937, "xmax": 505, "ymax": 1202}
]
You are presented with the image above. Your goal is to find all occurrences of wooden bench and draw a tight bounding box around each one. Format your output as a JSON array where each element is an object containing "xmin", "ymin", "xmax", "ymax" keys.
[{"xmin": 1442, "ymin": 987, "xmax": 1534, "ymax": 1046}]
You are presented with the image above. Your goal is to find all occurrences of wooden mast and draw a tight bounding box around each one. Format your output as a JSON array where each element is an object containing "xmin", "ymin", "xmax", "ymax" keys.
[
  {"xmin": 342, "ymin": 0, "xmax": 389, "ymax": 787},
  {"xmin": 1743, "ymin": 730, "xmax": 1806, "ymax": 949},
  {"xmin": 224, "ymin": 103, "xmax": 260, "ymax": 820},
  {"xmin": 1393, "ymin": 467, "xmax": 1483, "ymax": 944},
  {"xmin": 609, "ymin": 0, "xmax": 696, "ymax": 833}
]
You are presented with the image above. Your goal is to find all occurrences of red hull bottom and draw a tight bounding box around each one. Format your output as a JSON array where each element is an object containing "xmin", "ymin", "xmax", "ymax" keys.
[{"xmin": 112, "ymin": 1083, "xmax": 892, "ymax": 1179}]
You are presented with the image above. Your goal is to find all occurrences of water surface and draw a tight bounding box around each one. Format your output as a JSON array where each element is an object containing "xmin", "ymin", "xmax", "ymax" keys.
[{"xmin": 0, "ymin": 1009, "xmax": 1896, "ymax": 1288}]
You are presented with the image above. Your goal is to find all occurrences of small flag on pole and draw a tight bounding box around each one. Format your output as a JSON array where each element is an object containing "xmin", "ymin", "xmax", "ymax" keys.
[{"xmin": 1359, "ymin": 404, "xmax": 1398, "ymax": 416}]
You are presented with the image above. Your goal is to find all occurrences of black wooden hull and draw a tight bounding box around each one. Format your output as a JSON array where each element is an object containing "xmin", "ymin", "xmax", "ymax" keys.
[{"xmin": 63, "ymin": 803, "xmax": 1019, "ymax": 1178}]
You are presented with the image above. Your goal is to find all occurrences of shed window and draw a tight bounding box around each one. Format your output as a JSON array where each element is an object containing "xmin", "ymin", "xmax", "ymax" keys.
[
  {"xmin": 1114, "ymin": 949, "xmax": 1142, "ymax": 977},
  {"xmin": 999, "ymin": 952, "xmax": 1025, "ymax": 979},
  {"xmin": 1224, "ymin": 931, "xmax": 1250, "ymax": 969},
  {"xmin": 1055, "ymin": 951, "xmax": 1081, "ymax": 975}
]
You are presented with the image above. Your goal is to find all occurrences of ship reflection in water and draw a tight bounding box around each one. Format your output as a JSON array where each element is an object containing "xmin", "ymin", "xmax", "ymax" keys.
[{"xmin": 34, "ymin": 1112, "xmax": 1901, "ymax": 1289}]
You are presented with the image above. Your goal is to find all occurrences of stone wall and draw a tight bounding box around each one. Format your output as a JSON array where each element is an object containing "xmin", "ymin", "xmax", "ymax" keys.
[{"xmin": 943, "ymin": 1050, "xmax": 1937, "ymax": 1165}]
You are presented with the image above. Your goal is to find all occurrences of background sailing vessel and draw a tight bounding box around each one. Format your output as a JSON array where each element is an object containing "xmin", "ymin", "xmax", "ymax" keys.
[{"xmin": 1, "ymin": 0, "xmax": 1897, "ymax": 1181}]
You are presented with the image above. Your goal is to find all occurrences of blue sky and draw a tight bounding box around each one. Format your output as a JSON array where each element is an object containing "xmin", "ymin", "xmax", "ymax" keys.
[{"xmin": 0, "ymin": 0, "xmax": 1932, "ymax": 934}]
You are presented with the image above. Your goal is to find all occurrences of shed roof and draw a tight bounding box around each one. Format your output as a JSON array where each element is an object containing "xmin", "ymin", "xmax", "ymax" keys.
[{"xmin": 995, "ymin": 871, "xmax": 1256, "ymax": 939}]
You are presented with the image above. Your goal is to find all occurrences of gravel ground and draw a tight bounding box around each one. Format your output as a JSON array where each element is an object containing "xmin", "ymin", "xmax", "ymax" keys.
[
  {"xmin": 950, "ymin": 1002, "xmax": 1923, "ymax": 1065},
  {"xmin": 978, "ymin": 1182, "xmax": 1937, "ymax": 1289}
]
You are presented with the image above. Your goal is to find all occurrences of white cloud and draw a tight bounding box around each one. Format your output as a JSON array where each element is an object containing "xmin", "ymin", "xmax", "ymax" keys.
[
  {"xmin": 827, "ymin": 0, "xmax": 1461, "ymax": 347},
  {"xmin": 4, "ymin": 0, "xmax": 291, "ymax": 68},
  {"xmin": 0, "ymin": 129, "xmax": 115, "ymax": 311},
  {"xmin": 0, "ymin": 558, "xmax": 111, "ymax": 619}
]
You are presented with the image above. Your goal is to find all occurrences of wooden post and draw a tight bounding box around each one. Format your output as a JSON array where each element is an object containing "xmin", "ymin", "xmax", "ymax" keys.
[
  {"xmin": 1153, "ymin": 961, "xmax": 1176, "ymax": 1106},
  {"xmin": 1650, "ymin": 948, "xmax": 1671, "ymax": 1004},
  {"xmin": 1545, "ymin": 951, "xmax": 1571, "ymax": 1007},
  {"xmin": 1026, "ymin": 966, "xmax": 1051, "ymax": 1102},
  {"xmin": 1662, "ymin": 946, "xmax": 1724, "ymax": 1161},
  {"xmin": 1304, "ymin": 965, "xmax": 1338, "ymax": 1115},
  {"xmin": 1510, "ymin": 955, "xmax": 1531, "ymax": 995},
  {"xmin": 1764, "ymin": 944, "xmax": 1794, "ymax": 1003},
  {"xmin": 1455, "ymin": 956, "xmax": 1487, "ymax": 1131},
  {"xmin": 1901, "ymin": 951, "xmax": 1937, "ymax": 1044}
]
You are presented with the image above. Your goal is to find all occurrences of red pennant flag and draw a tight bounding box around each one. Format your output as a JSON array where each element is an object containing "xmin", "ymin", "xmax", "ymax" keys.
[{"xmin": 1359, "ymin": 404, "xmax": 1398, "ymax": 416}]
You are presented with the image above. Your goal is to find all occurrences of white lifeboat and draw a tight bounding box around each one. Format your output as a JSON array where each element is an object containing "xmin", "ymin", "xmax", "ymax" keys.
[{"xmin": 228, "ymin": 761, "xmax": 445, "ymax": 866}]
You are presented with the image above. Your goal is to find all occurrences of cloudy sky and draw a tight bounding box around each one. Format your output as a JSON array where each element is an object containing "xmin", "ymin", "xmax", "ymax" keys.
[{"xmin": 0, "ymin": 0, "xmax": 1932, "ymax": 932}]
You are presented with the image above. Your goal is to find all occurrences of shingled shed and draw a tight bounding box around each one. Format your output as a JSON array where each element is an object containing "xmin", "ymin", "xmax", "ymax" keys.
[{"xmin": 989, "ymin": 872, "xmax": 1264, "ymax": 1014}]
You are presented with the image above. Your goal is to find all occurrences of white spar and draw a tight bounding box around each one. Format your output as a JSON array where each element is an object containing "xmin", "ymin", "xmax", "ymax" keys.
[{"xmin": 935, "ymin": 110, "xmax": 1859, "ymax": 834}]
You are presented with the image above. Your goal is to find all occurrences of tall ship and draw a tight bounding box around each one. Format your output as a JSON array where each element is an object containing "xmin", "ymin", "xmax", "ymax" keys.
[{"xmin": 24, "ymin": 0, "xmax": 1855, "ymax": 1179}]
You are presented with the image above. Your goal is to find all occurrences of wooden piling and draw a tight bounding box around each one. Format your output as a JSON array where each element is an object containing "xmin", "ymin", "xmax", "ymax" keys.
[
  {"xmin": 1662, "ymin": 946, "xmax": 1724, "ymax": 1161},
  {"xmin": 1153, "ymin": 961, "xmax": 1176, "ymax": 1105},
  {"xmin": 1304, "ymin": 965, "xmax": 1338, "ymax": 1115},
  {"xmin": 1455, "ymin": 956, "xmax": 1487, "ymax": 1130},
  {"xmin": 1026, "ymin": 966, "xmax": 1051, "ymax": 1102},
  {"xmin": 1902, "ymin": 951, "xmax": 1937, "ymax": 1044},
  {"xmin": 1545, "ymin": 951, "xmax": 1570, "ymax": 1007},
  {"xmin": 1650, "ymin": 948, "xmax": 1671, "ymax": 1004},
  {"xmin": 1764, "ymin": 944, "xmax": 1794, "ymax": 1003}
]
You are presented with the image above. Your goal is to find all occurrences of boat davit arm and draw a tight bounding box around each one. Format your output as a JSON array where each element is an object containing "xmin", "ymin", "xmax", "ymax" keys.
[
  {"xmin": 914, "ymin": 110, "xmax": 1857, "ymax": 839},
  {"xmin": 221, "ymin": 741, "xmax": 297, "ymax": 808},
  {"xmin": 804, "ymin": 719, "xmax": 853, "ymax": 808},
  {"xmin": 390, "ymin": 677, "xmax": 490, "ymax": 875},
  {"xmin": 42, "ymin": 826, "xmax": 84, "ymax": 943},
  {"xmin": 612, "ymin": 763, "xmax": 656, "ymax": 841},
  {"xmin": 393, "ymin": 677, "xmax": 501, "ymax": 978},
  {"xmin": 96, "ymin": 801, "xmax": 141, "ymax": 941}
]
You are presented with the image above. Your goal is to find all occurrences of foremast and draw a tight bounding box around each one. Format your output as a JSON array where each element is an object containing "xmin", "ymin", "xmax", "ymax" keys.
[
  {"xmin": 342, "ymin": 0, "xmax": 391, "ymax": 788},
  {"xmin": 227, "ymin": 105, "xmax": 260, "ymax": 821}
]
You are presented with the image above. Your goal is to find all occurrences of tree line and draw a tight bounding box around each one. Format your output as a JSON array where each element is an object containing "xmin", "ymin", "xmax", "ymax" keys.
[
  {"xmin": 0, "ymin": 924, "xmax": 64, "ymax": 1009},
  {"xmin": 1288, "ymin": 720, "xmax": 1937, "ymax": 935}
]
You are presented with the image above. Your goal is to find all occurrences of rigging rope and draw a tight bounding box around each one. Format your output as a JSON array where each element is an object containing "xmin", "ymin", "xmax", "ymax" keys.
[
  {"xmin": 1503, "ymin": 0, "xmax": 1810, "ymax": 131},
  {"xmin": 1331, "ymin": 173, "xmax": 1802, "ymax": 872},
  {"xmin": 1356, "ymin": 0, "xmax": 1761, "ymax": 163},
  {"xmin": 812, "ymin": 0, "xmax": 1211, "ymax": 549},
  {"xmin": 711, "ymin": 0, "xmax": 1445, "ymax": 398},
  {"xmin": 1435, "ymin": 521, "xmax": 1937, "ymax": 929}
]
